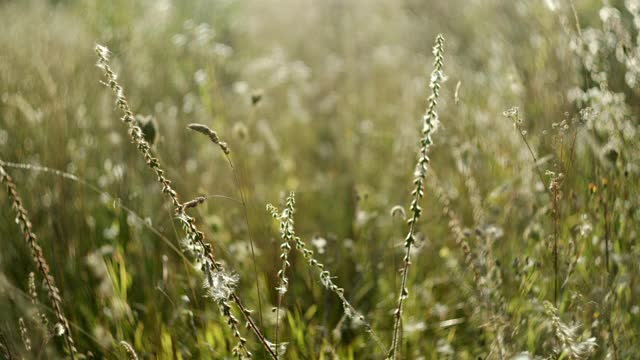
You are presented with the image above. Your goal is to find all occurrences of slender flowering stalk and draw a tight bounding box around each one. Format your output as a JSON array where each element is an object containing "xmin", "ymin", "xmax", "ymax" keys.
[
  {"xmin": 269, "ymin": 193, "xmax": 385, "ymax": 353},
  {"xmin": 95, "ymin": 44, "xmax": 277, "ymax": 359},
  {"xmin": 389, "ymin": 34, "xmax": 445, "ymax": 360},
  {"xmin": 267, "ymin": 194, "xmax": 296, "ymax": 359},
  {"xmin": 0, "ymin": 164, "xmax": 77, "ymax": 358}
]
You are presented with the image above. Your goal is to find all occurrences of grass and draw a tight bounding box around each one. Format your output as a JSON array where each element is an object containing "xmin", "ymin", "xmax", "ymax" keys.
[{"xmin": 1, "ymin": 0, "xmax": 639, "ymax": 359}]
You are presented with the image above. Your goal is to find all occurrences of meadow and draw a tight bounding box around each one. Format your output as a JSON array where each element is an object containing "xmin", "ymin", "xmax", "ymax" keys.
[{"xmin": 0, "ymin": 0, "xmax": 639, "ymax": 358}]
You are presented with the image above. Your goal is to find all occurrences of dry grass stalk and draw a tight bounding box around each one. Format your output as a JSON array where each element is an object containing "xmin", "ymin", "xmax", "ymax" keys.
[
  {"xmin": 0, "ymin": 164, "xmax": 77, "ymax": 358},
  {"xmin": 95, "ymin": 44, "xmax": 275, "ymax": 359}
]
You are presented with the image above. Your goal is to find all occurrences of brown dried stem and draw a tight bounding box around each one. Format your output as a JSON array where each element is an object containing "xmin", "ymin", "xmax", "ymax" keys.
[{"xmin": 0, "ymin": 164, "xmax": 77, "ymax": 358}]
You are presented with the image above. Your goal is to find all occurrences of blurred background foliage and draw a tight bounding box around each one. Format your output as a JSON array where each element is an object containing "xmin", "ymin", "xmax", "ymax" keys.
[{"xmin": 1, "ymin": 0, "xmax": 639, "ymax": 358}]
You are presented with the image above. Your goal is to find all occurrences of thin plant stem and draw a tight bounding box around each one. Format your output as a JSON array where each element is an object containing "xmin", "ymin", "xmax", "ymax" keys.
[
  {"xmin": 503, "ymin": 107, "xmax": 551, "ymax": 195},
  {"xmin": 551, "ymin": 179, "xmax": 560, "ymax": 305},
  {"xmin": 95, "ymin": 44, "xmax": 276, "ymax": 359},
  {"xmin": 521, "ymin": 129, "xmax": 549, "ymax": 193},
  {"xmin": 187, "ymin": 122, "xmax": 268, "ymax": 346},
  {"xmin": 226, "ymin": 156, "xmax": 265, "ymax": 331}
]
